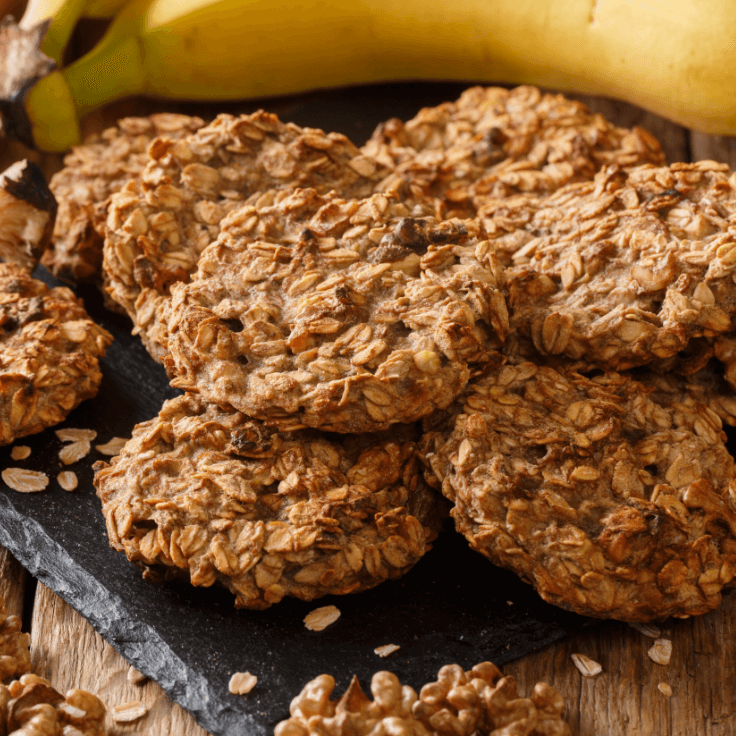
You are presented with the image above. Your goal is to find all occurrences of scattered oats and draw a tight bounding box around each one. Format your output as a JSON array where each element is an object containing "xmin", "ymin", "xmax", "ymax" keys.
[
  {"xmin": 95, "ymin": 436, "xmax": 127, "ymax": 456},
  {"xmin": 55, "ymin": 428, "xmax": 97, "ymax": 442},
  {"xmin": 571, "ymin": 653, "xmax": 603, "ymax": 677},
  {"xmin": 374, "ymin": 644, "xmax": 400, "ymax": 658},
  {"xmin": 648, "ymin": 638, "xmax": 672, "ymax": 666},
  {"xmin": 629, "ymin": 622, "xmax": 662, "ymax": 639},
  {"xmin": 304, "ymin": 605, "xmax": 341, "ymax": 631},
  {"xmin": 10, "ymin": 446, "xmax": 30, "ymax": 460},
  {"xmin": 2, "ymin": 468, "xmax": 48, "ymax": 492},
  {"xmin": 658, "ymin": 682, "xmax": 673, "ymax": 697},
  {"xmin": 57, "ymin": 471, "xmax": 78, "ymax": 491},
  {"xmin": 110, "ymin": 701, "xmax": 148, "ymax": 723},
  {"xmin": 127, "ymin": 665, "xmax": 147, "ymax": 684},
  {"xmin": 506, "ymin": 601, "xmax": 513, "ymax": 605},
  {"xmin": 59, "ymin": 439, "xmax": 91, "ymax": 465},
  {"xmin": 229, "ymin": 671, "xmax": 258, "ymax": 696}
]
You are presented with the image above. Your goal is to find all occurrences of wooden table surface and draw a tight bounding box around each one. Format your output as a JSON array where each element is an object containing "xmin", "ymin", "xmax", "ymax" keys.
[{"xmin": 2, "ymin": 91, "xmax": 736, "ymax": 736}]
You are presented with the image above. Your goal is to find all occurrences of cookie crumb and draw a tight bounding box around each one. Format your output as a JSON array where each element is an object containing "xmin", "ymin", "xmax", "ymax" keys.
[
  {"xmin": 374, "ymin": 644, "xmax": 400, "ymax": 658},
  {"xmin": 2, "ymin": 468, "xmax": 48, "ymax": 493},
  {"xmin": 304, "ymin": 605, "xmax": 341, "ymax": 631},
  {"xmin": 658, "ymin": 682, "xmax": 673, "ymax": 697},
  {"xmin": 127, "ymin": 665, "xmax": 147, "ymax": 684},
  {"xmin": 571, "ymin": 653, "xmax": 602, "ymax": 677},
  {"xmin": 648, "ymin": 639, "xmax": 672, "ymax": 666},
  {"xmin": 10, "ymin": 446, "xmax": 30, "ymax": 460},
  {"xmin": 57, "ymin": 471, "xmax": 78, "ymax": 491},
  {"xmin": 111, "ymin": 701, "xmax": 148, "ymax": 722},
  {"xmin": 59, "ymin": 439, "xmax": 91, "ymax": 465},
  {"xmin": 95, "ymin": 436, "xmax": 127, "ymax": 456},
  {"xmin": 229, "ymin": 672, "xmax": 257, "ymax": 695},
  {"xmin": 55, "ymin": 428, "xmax": 97, "ymax": 442}
]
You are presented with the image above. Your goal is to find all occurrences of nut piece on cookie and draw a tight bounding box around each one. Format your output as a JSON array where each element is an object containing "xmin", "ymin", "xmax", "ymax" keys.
[
  {"xmin": 275, "ymin": 660, "xmax": 570, "ymax": 736},
  {"xmin": 94, "ymin": 394, "xmax": 444, "ymax": 610},
  {"xmin": 0, "ymin": 264, "xmax": 112, "ymax": 445},
  {"xmin": 421, "ymin": 362, "xmax": 736, "ymax": 621},
  {"xmin": 163, "ymin": 189, "xmax": 508, "ymax": 433},
  {"xmin": 0, "ymin": 160, "xmax": 57, "ymax": 273},
  {"xmin": 484, "ymin": 162, "xmax": 736, "ymax": 370},
  {"xmin": 44, "ymin": 114, "xmax": 205, "ymax": 283},
  {"xmin": 0, "ymin": 673, "xmax": 107, "ymax": 735},
  {"xmin": 0, "ymin": 595, "xmax": 31, "ymax": 681},
  {"xmin": 103, "ymin": 112, "xmax": 390, "ymax": 360},
  {"xmin": 363, "ymin": 85, "xmax": 664, "ymax": 218}
]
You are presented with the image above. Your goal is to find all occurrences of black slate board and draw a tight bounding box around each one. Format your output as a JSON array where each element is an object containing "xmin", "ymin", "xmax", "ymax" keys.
[{"xmin": 0, "ymin": 84, "xmax": 599, "ymax": 736}]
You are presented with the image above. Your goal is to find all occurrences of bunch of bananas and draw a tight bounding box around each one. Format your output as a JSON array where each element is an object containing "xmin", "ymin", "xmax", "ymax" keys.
[{"xmin": 2, "ymin": 0, "xmax": 736, "ymax": 152}]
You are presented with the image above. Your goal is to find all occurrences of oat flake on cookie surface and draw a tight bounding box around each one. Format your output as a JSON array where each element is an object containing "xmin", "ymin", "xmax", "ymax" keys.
[
  {"xmin": 420, "ymin": 360, "xmax": 736, "ymax": 621},
  {"xmin": 94, "ymin": 394, "xmax": 443, "ymax": 610},
  {"xmin": 163, "ymin": 188, "xmax": 508, "ymax": 433}
]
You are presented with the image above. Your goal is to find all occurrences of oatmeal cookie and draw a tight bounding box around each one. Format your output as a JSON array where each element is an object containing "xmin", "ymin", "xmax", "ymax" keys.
[
  {"xmin": 363, "ymin": 85, "xmax": 663, "ymax": 218},
  {"xmin": 43, "ymin": 113, "xmax": 205, "ymax": 283},
  {"xmin": 276, "ymin": 661, "xmax": 569, "ymax": 736},
  {"xmin": 0, "ymin": 674, "xmax": 107, "ymax": 736},
  {"xmin": 163, "ymin": 189, "xmax": 508, "ymax": 433},
  {"xmin": 421, "ymin": 361, "xmax": 736, "ymax": 621},
  {"xmin": 0, "ymin": 264, "xmax": 112, "ymax": 445},
  {"xmin": 487, "ymin": 162, "xmax": 736, "ymax": 370},
  {"xmin": 103, "ymin": 112, "xmax": 390, "ymax": 360},
  {"xmin": 94, "ymin": 393, "xmax": 443, "ymax": 610}
]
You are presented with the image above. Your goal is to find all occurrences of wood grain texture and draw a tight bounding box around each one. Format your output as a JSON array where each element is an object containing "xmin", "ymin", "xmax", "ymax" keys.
[{"xmin": 0, "ymin": 546, "xmax": 24, "ymax": 619}]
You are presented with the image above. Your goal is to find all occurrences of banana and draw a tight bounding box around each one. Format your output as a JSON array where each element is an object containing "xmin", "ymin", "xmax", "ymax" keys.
[{"xmin": 4, "ymin": 0, "xmax": 736, "ymax": 151}]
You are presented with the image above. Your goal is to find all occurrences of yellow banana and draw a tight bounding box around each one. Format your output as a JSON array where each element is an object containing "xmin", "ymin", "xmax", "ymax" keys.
[{"xmin": 5, "ymin": 0, "xmax": 736, "ymax": 151}]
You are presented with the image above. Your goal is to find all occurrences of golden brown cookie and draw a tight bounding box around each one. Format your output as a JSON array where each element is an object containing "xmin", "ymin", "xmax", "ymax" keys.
[
  {"xmin": 0, "ymin": 264, "xmax": 112, "ymax": 445},
  {"xmin": 421, "ymin": 361, "xmax": 736, "ymax": 621},
  {"xmin": 483, "ymin": 162, "xmax": 736, "ymax": 370},
  {"xmin": 103, "ymin": 112, "xmax": 390, "ymax": 361},
  {"xmin": 43, "ymin": 113, "xmax": 205, "ymax": 283},
  {"xmin": 363, "ymin": 85, "xmax": 664, "ymax": 217},
  {"xmin": 94, "ymin": 393, "xmax": 443, "ymax": 610},
  {"xmin": 163, "ymin": 188, "xmax": 508, "ymax": 432}
]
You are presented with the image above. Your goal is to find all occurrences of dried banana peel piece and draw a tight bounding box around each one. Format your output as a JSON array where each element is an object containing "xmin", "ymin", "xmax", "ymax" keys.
[
  {"xmin": 163, "ymin": 189, "xmax": 508, "ymax": 433},
  {"xmin": 0, "ymin": 595, "xmax": 30, "ymax": 681},
  {"xmin": 0, "ymin": 264, "xmax": 112, "ymax": 445},
  {"xmin": 94, "ymin": 394, "xmax": 443, "ymax": 610},
  {"xmin": 483, "ymin": 162, "xmax": 736, "ymax": 370},
  {"xmin": 363, "ymin": 85, "xmax": 663, "ymax": 218},
  {"xmin": 43, "ymin": 113, "xmax": 205, "ymax": 283},
  {"xmin": 275, "ymin": 660, "xmax": 569, "ymax": 736},
  {"xmin": 103, "ymin": 111, "xmax": 390, "ymax": 361},
  {"xmin": 0, "ymin": 159, "xmax": 56, "ymax": 273},
  {"xmin": 0, "ymin": 673, "xmax": 107, "ymax": 736},
  {"xmin": 421, "ymin": 361, "xmax": 736, "ymax": 621}
]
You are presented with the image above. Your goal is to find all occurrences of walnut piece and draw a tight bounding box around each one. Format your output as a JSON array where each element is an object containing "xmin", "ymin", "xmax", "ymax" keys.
[
  {"xmin": 94, "ymin": 394, "xmax": 443, "ymax": 610},
  {"xmin": 0, "ymin": 673, "xmax": 107, "ymax": 735},
  {"xmin": 0, "ymin": 595, "xmax": 31, "ymax": 681},
  {"xmin": 275, "ymin": 660, "xmax": 570, "ymax": 736}
]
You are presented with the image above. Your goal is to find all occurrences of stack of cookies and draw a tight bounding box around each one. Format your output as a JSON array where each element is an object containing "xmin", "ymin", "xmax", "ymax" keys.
[{"xmin": 55, "ymin": 86, "xmax": 735, "ymax": 623}]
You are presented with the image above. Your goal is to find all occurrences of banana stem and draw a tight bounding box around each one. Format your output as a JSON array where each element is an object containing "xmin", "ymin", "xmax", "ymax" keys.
[{"xmin": 20, "ymin": 0, "xmax": 88, "ymax": 63}]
